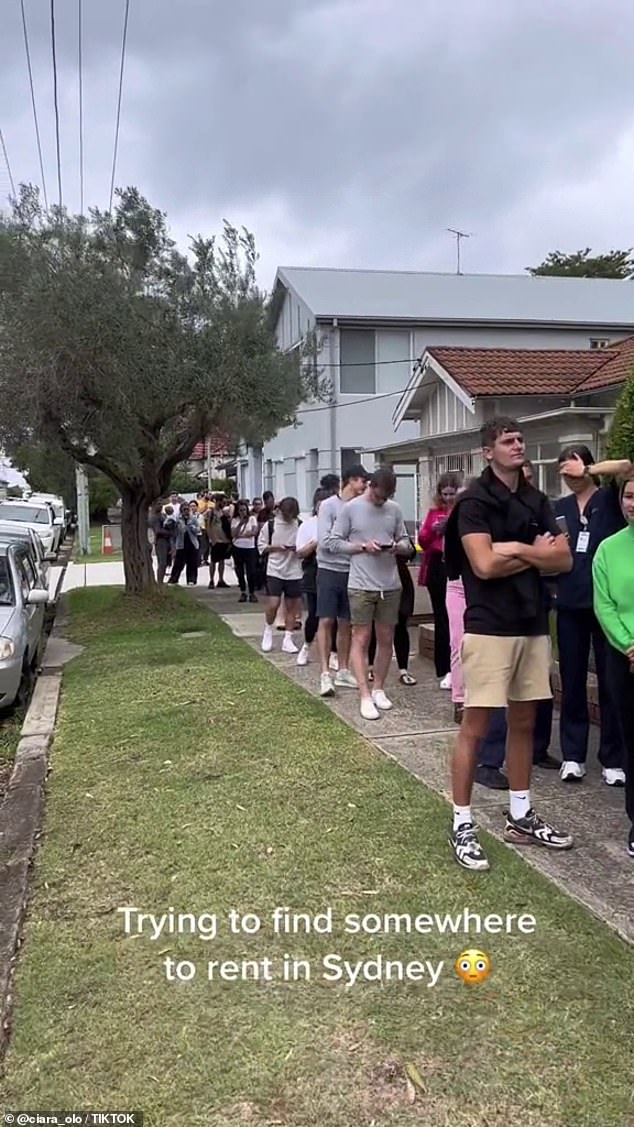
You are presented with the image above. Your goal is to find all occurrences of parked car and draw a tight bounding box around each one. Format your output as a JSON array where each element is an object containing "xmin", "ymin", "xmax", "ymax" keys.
[
  {"xmin": 0, "ymin": 541, "xmax": 49, "ymax": 711},
  {"xmin": 0, "ymin": 500, "xmax": 57, "ymax": 557},
  {"xmin": 0, "ymin": 522, "xmax": 50, "ymax": 588},
  {"xmin": 29, "ymin": 493, "xmax": 67, "ymax": 550}
]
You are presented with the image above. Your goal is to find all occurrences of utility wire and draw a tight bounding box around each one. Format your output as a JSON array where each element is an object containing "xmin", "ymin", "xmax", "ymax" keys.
[
  {"xmin": 50, "ymin": 0, "xmax": 63, "ymax": 208},
  {"xmin": 296, "ymin": 385, "xmax": 416, "ymax": 415},
  {"xmin": 109, "ymin": 0, "xmax": 131, "ymax": 212},
  {"xmin": 78, "ymin": 0, "xmax": 84, "ymax": 213},
  {"xmin": 19, "ymin": 0, "xmax": 49, "ymax": 209},
  {"xmin": 0, "ymin": 128, "xmax": 17, "ymax": 198}
]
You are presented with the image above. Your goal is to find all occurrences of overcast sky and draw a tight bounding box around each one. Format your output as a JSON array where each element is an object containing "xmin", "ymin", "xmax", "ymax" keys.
[{"xmin": 2, "ymin": 0, "xmax": 633, "ymax": 288}]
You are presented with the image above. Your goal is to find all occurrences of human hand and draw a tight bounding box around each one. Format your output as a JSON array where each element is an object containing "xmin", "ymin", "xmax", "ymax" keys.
[
  {"xmin": 434, "ymin": 518, "xmax": 448, "ymax": 535},
  {"xmin": 559, "ymin": 453, "xmax": 587, "ymax": 478},
  {"xmin": 364, "ymin": 540, "xmax": 382, "ymax": 554}
]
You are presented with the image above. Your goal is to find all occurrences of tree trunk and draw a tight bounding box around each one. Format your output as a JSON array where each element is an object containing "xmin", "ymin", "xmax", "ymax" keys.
[{"xmin": 121, "ymin": 488, "xmax": 155, "ymax": 594}]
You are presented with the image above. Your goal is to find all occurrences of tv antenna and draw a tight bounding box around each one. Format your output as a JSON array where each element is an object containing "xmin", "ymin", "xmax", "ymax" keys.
[{"xmin": 447, "ymin": 228, "xmax": 474, "ymax": 275}]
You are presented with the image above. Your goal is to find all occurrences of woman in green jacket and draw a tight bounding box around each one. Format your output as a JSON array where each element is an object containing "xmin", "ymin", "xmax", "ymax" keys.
[{"xmin": 592, "ymin": 477, "xmax": 634, "ymax": 858}]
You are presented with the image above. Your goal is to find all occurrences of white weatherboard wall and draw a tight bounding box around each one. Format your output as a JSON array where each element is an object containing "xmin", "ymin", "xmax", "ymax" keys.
[{"xmin": 258, "ymin": 324, "xmax": 419, "ymax": 514}]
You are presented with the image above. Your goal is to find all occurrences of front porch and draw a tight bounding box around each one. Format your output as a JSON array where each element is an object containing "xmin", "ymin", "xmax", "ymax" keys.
[{"xmin": 372, "ymin": 405, "xmax": 614, "ymax": 517}]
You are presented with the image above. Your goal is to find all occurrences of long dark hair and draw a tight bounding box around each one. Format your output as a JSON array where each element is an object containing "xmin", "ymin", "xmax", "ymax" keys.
[
  {"xmin": 278, "ymin": 497, "xmax": 300, "ymax": 522},
  {"xmin": 312, "ymin": 487, "xmax": 330, "ymax": 515}
]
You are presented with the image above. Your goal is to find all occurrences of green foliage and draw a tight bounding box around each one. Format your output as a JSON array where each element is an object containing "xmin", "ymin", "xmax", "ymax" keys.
[
  {"xmin": 608, "ymin": 369, "xmax": 634, "ymax": 461},
  {"xmin": 527, "ymin": 248, "xmax": 634, "ymax": 279},
  {"xmin": 88, "ymin": 472, "xmax": 118, "ymax": 520},
  {"xmin": 0, "ymin": 184, "xmax": 327, "ymax": 590},
  {"xmin": 168, "ymin": 466, "xmax": 237, "ymax": 496},
  {"xmin": 10, "ymin": 440, "xmax": 76, "ymax": 502}
]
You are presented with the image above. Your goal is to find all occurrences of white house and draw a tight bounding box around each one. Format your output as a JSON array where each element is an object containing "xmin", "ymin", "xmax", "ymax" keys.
[
  {"xmin": 239, "ymin": 268, "xmax": 634, "ymax": 522},
  {"xmin": 374, "ymin": 336, "xmax": 634, "ymax": 518}
]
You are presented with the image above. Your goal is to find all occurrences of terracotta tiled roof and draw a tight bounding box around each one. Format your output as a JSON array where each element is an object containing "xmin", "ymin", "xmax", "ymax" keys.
[
  {"xmin": 191, "ymin": 431, "xmax": 232, "ymax": 461},
  {"xmin": 426, "ymin": 336, "xmax": 634, "ymax": 398}
]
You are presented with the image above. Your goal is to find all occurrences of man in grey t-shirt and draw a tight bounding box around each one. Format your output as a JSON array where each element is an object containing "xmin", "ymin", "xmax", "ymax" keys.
[
  {"xmin": 315, "ymin": 464, "xmax": 368, "ymax": 697},
  {"xmin": 329, "ymin": 467, "xmax": 411, "ymax": 721}
]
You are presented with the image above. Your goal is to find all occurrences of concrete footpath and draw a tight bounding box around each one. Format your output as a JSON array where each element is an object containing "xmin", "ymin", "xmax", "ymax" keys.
[{"xmin": 194, "ymin": 585, "xmax": 634, "ymax": 945}]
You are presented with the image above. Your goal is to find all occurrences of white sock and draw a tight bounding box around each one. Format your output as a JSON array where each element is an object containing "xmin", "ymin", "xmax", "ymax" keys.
[
  {"xmin": 284, "ymin": 630, "xmax": 293, "ymax": 640},
  {"xmin": 453, "ymin": 804, "xmax": 472, "ymax": 831},
  {"xmin": 509, "ymin": 790, "xmax": 531, "ymax": 820},
  {"xmin": 263, "ymin": 623, "xmax": 273, "ymax": 634}
]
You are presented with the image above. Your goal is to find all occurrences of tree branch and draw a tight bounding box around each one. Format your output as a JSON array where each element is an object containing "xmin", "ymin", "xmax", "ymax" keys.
[{"xmin": 55, "ymin": 425, "xmax": 128, "ymax": 491}]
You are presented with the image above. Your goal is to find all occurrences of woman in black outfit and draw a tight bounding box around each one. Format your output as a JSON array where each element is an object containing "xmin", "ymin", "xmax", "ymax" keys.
[
  {"xmin": 368, "ymin": 541, "xmax": 418, "ymax": 685},
  {"xmin": 295, "ymin": 488, "xmax": 329, "ymax": 666}
]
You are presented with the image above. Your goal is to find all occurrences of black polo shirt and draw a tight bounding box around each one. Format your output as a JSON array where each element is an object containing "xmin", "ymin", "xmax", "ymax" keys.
[{"xmin": 456, "ymin": 473, "xmax": 559, "ymax": 637}]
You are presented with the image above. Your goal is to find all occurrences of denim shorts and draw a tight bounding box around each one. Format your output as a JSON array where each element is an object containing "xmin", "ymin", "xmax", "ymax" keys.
[{"xmin": 316, "ymin": 568, "xmax": 350, "ymax": 621}]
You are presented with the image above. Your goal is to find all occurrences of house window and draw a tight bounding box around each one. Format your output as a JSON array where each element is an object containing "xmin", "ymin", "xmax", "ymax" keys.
[
  {"xmin": 340, "ymin": 330, "xmax": 376, "ymax": 394},
  {"xmin": 589, "ymin": 338, "xmax": 610, "ymax": 349}
]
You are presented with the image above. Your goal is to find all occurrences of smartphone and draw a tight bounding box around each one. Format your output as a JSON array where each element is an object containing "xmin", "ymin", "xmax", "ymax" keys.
[
  {"xmin": 555, "ymin": 515, "xmax": 569, "ymax": 536},
  {"xmin": 378, "ymin": 543, "xmax": 394, "ymax": 551}
]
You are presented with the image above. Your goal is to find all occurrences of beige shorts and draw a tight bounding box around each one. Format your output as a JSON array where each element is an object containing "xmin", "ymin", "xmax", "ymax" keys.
[
  {"xmin": 461, "ymin": 633, "xmax": 552, "ymax": 709},
  {"xmin": 349, "ymin": 588, "xmax": 401, "ymax": 627}
]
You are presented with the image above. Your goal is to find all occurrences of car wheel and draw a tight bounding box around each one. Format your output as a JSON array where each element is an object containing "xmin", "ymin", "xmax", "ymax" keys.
[{"xmin": 15, "ymin": 658, "xmax": 35, "ymax": 711}]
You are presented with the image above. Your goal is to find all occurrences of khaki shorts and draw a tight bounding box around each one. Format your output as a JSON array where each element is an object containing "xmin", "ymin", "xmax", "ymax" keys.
[
  {"xmin": 349, "ymin": 588, "xmax": 401, "ymax": 627},
  {"xmin": 461, "ymin": 633, "xmax": 552, "ymax": 709}
]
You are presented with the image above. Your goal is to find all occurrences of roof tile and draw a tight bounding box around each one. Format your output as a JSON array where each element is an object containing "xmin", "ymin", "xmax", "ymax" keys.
[{"xmin": 426, "ymin": 337, "xmax": 634, "ymax": 398}]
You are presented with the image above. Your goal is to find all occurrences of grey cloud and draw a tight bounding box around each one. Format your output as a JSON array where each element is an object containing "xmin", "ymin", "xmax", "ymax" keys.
[{"xmin": 1, "ymin": 0, "xmax": 633, "ymax": 282}]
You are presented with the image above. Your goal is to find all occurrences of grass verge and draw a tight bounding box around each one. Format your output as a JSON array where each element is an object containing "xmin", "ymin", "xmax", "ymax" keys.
[
  {"xmin": 73, "ymin": 526, "xmax": 123, "ymax": 563},
  {"xmin": 1, "ymin": 587, "xmax": 633, "ymax": 1126}
]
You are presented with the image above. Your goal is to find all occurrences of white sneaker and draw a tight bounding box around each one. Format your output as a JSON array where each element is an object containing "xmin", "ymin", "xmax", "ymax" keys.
[
  {"xmin": 360, "ymin": 696, "xmax": 380, "ymax": 721},
  {"xmin": 329, "ymin": 653, "xmax": 339, "ymax": 672},
  {"xmin": 282, "ymin": 633, "xmax": 299, "ymax": 654},
  {"xmin": 261, "ymin": 627, "xmax": 273, "ymax": 653},
  {"xmin": 559, "ymin": 761, "xmax": 586, "ymax": 782},
  {"xmin": 439, "ymin": 673, "xmax": 452, "ymax": 690},
  {"xmin": 296, "ymin": 643, "xmax": 310, "ymax": 666},
  {"xmin": 602, "ymin": 767, "xmax": 626, "ymax": 787},
  {"xmin": 334, "ymin": 669, "xmax": 357, "ymax": 689},
  {"xmin": 372, "ymin": 689, "xmax": 393, "ymax": 711},
  {"xmin": 320, "ymin": 673, "xmax": 335, "ymax": 697}
]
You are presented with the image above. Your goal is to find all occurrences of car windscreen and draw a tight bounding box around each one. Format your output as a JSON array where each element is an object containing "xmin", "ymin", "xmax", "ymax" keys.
[
  {"xmin": 0, "ymin": 556, "xmax": 15, "ymax": 606},
  {"xmin": 0, "ymin": 504, "xmax": 51, "ymax": 525}
]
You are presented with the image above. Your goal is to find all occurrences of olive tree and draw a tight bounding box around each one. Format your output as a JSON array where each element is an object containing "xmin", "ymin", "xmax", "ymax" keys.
[{"xmin": 0, "ymin": 186, "xmax": 324, "ymax": 592}]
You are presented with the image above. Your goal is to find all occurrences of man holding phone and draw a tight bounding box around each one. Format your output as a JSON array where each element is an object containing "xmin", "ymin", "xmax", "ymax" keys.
[{"xmin": 328, "ymin": 467, "xmax": 411, "ymax": 720}]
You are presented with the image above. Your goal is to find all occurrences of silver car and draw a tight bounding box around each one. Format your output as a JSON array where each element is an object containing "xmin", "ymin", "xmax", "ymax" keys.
[
  {"xmin": 0, "ymin": 541, "xmax": 49, "ymax": 712},
  {"xmin": 0, "ymin": 522, "xmax": 51, "ymax": 588}
]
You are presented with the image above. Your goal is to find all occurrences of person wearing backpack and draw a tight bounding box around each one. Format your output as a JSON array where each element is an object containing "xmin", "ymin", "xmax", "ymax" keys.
[{"xmin": 258, "ymin": 497, "xmax": 303, "ymax": 654}]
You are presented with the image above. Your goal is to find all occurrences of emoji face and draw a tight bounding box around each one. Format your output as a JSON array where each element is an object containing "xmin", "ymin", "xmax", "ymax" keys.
[{"xmin": 454, "ymin": 949, "xmax": 491, "ymax": 984}]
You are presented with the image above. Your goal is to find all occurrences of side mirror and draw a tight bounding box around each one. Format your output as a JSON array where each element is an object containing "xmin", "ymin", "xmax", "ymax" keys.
[{"xmin": 26, "ymin": 588, "xmax": 49, "ymax": 606}]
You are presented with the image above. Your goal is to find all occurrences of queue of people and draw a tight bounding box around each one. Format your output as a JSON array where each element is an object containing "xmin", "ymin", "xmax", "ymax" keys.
[{"xmin": 169, "ymin": 429, "xmax": 634, "ymax": 865}]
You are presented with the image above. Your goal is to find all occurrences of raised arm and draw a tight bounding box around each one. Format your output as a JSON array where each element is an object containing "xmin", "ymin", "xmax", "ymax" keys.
[{"xmin": 559, "ymin": 452, "xmax": 633, "ymax": 480}]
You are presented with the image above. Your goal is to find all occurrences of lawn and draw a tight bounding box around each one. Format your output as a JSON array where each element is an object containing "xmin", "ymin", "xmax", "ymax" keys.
[
  {"xmin": 1, "ymin": 588, "xmax": 633, "ymax": 1126},
  {"xmin": 73, "ymin": 525, "xmax": 123, "ymax": 562}
]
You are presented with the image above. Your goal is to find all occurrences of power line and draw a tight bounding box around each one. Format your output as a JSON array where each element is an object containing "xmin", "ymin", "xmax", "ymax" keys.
[
  {"xmin": 20, "ymin": 0, "xmax": 49, "ymax": 209},
  {"xmin": 109, "ymin": 0, "xmax": 131, "ymax": 212},
  {"xmin": 78, "ymin": 0, "xmax": 84, "ymax": 213},
  {"xmin": 50, "ymin": 0, "xmax": 63, "ymax": 208},
  {"xmin": 297, "ymin": 383, "xmax": 416, "ymax": 415},
  {"xmin": 0, "ymin": 128, "xmax": 16, "ymax": 198}
]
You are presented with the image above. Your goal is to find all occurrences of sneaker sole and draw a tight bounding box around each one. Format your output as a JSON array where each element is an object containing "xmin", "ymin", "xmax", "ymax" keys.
[
  {"xmin": 603, "ymin": 779, "xmax": 625, "ymax": 788},
  {"xmin": 560, "ymin": 775, "xmax": 585, "ymax": 783},
  {"xmin": 503, "ymin": 828, "xmax": 573, "ymax": 850},
  {"xmin": 334, "ymin": 682, "xmax": 358, "ymax": 690},
  {"xmin": 448, "ymin": 838, "xmax": 490, "ymax": 871},
  {"xmin": 320, "ymin": 688, "xmax": 335, "ymax": 698}
]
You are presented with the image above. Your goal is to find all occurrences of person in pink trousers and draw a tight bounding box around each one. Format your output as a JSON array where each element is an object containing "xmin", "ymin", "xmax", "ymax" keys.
[{"xmin": 446, "ymin": 576, "xmax": 467, "ymax": 723}]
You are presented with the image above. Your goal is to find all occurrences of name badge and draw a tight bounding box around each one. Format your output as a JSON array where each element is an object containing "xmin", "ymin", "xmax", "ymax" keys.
[{"xmin": 576, "ymin": 531, "xmax": 590, "ymax": 553}]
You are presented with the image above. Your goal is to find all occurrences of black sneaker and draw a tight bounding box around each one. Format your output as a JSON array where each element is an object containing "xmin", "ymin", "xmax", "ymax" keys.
[
  {"xmin": 238, "ymin": 593, "xmax": 247, "ymax": 602},
  {"xmin": 449, "ymin": 822, "xmax": 490, "ymax": 871},
  {"xmin": 628, "ymin": 827, "xmax": 634, "ymax": 859},
  {"xmin": 533, "ymin": 753, "xmax": 561, "ymax": 770},
  {"xmin": 475, "ymin": 766, "xmax": 507, "ymax": 790},
  {"xmin": 504, "ymin": 808, "xmax": 573, "ymax": 850},
  {"xmin": 248, "ymin": 594, "xmax": 258, "ymax": 603},
  {"xmin": 217, "ymin": 580, "xmax": 229, "ymax": 589}
]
